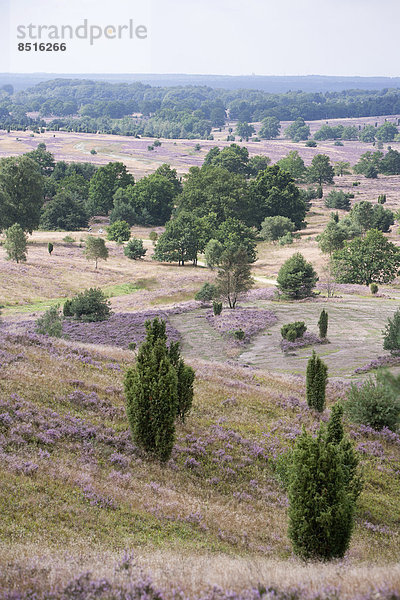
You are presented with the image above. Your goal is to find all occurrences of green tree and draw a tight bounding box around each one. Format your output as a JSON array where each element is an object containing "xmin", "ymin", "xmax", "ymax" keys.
[
  {"xmin": 277, "ymin": 253, "xmax": 318, "ymax": 299},
  {"xmin": 349, "ymin": 201, "xmax": 374, "ymax": 233},
  {"xmin": 317, "ymin": 220, "xmax": 347, "ymax": 256},
  {"xmin": 247, "ymin": 155, "xmax": 271, "ymax": 178},
  {"xmin": 353, "ymin": 151, "xmax": 383, "ymax": 176},
  {"xmin": 203, "ymin": 144, "xmax": 249, "ymax": 175},
  {"xmin": 375, "ymin": 122, "xmax": 398, "ymax": 142},
  {"xmin": 318, "ymin": 309, "xmax": 328, "ymax": 339},
  {"xmin": 177, "ymin": 165, "xmax": 253, "ymax": 226},
  {"xmin": 4, "ymin": 223, "xmax": 28, "ymax": 263},
  {"xmin": 235, "ymin": 122, "xmax": 255, "ymax": 139},
  {"xmin": 153, "ymin": 212, "xmax": 205, "ymax": 266},
  {"xmin": 284, "ymin": 117, "xmax": 310, "ymax": 142},
  {"xmin": 48, "ymin": 242, "xmax": 54, "ymax": 255},
  {"xmin": 124, "ymin": 319, "xmax": 178, "ymax": 462},
  {"xmin": 334, "ymin": 161, "xmax": 351, "ymax": 177},
  {"xmin": 307, "ymin": 154, "xmax": 334, "ymax": 187},
  {"xmin": 87, "ymin": 162, "xmax": 134, "ymax": 216},
  {"xmin": 110, "ymin": 185, "xmax": 137, "ymax": 225},
  {"xmin": 288, "ymin": 411, "xmax": 358, "ymax": 560},
  {"xmin": 324, "ymin": 190, "xmax": 351, "ymax": 211},
  {"xmin": 333, "ymin": 229, "xmax": 400, "ymax": 286},
  {"xmin": 107, "ymin": 220, "xmax": 131, "ymax": 243},
  {"xmin": 124, "ymin": 238, "xmax": 147, "ymax": 260},
  {"xmin": 204, "ymin": 238, "xmax": 224, "ymax": 269},
  {"xmin": 259, "ymin": 117, "xmax": 281, "ymax": 139},
  {"xmin": 260, "ymin": 215, "xmax": 295, "ymax": 242},
  {"xmin": 132, "ymin": 173, "xmax": 176, "ymax": 226},
  {"xmin": 39, "ymin": 190, "xmax": 89, "ymax": 231},
  {"xmin": 84, "ymin": 235, "xmax": 109, "ymax": 269},
  {"xmin": 216, "ymin": 247, "xmax": 254, "ymax": 309},
  {"xmin": 359, "ymin": 125, "xmax": 376, "ymax": 143},
  {"xmin": 306, "ymin": 351, "xmax": 328, "ymax": 412},
  {"xmin": 379, "ymin": 149, "xmax": 400, "ymax": 175},
  {"xmin": 25, "ymin": 143, "xmax": 55, "ymax": 177},
  {"xmin": 250, "ymin": 164, "xmax": 307, "ymax": 229},
  {"xmin": 277, "ymin": 151, "xmax": 306, "ymax": 181},
  {"xmin": 0, "ymin": 155, "xmax": 44, "ymax": 233},
  {"xmin": 216, "ymin": 217, "xmax": 257, "ymax": 263}
]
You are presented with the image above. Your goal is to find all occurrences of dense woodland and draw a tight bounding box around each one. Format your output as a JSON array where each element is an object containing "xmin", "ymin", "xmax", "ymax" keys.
[{"xmin": 3, "ymin": 79, "xmax": 400, "ymax": 138}]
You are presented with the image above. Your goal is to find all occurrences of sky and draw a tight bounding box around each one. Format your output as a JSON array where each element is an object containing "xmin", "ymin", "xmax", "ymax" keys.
[{"xmin": 0, "ymin": 0, "xmax": 399, "ymax": 77}]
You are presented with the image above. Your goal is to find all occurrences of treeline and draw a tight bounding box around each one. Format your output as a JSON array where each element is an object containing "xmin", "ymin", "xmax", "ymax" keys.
[{"xmin": 3, "ymin": 79, "xmax": 400, "ymax": 139}]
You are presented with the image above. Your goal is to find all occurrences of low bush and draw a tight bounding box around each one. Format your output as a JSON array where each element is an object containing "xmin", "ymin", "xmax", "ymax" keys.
[
  {"xmin": 344, "ymin": 372, "xmax": 400, "ymax": 431},
  {"xmin": 383, "ymin": 308, "xmax": 400, "ymax": 355},
  {"xmin": 195, "ymin": 282, "xmax": 217, "ymax": 302},
  {"xmin": 324, "ymin": 190, "xmax": 352, "ymax": 210},
  {"xmin": 233, "ymin": 329, "xmax": 245, "ymax": 340},
  {"xmin": 281, "ymin": 321, "xmax": 307, "ymax": 341},
  {"xmin": 35, "ymin": 305, "xmax": 63, "ymax": 337},
  {"xmin": 65, "ymin": 288, "xmax": 111, "ymax": 322},
  {"xmin": 370, "ymin": 283, "xmax": 379, "ymax": 295},
  {"xmin": 124, "ymin": 238, "xmax": 147, "ymax": 260},
  {"xmin": 213, "ymin": 301, "xmax": 222, "ymax": 315}
]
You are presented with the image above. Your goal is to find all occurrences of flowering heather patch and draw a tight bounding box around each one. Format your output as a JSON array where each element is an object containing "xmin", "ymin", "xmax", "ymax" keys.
[
  {"xmin": 205, "ymin": 308, "xmax": 277, "ymax": 343},
  {"xmin": 243, "ymin": 287, "xmax": 278, "ymax": 302},
  {"xmin": 62, "ymin": 312, "xmax": 181, "ymax": 349},
  {"xmin": 280, "ymin": 332, "xmax": 328, "ymax": 353},
  {"xmin": 354, "ymin": 354, "xmax": 400, "ymax": 374}
]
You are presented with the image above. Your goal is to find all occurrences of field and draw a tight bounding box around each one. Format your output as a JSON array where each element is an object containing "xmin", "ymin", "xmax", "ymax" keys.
[
  {"xmin": 2, "ymin": 119, "xmax": 400, "ymax": 599},
  {"xmin": 1, "ymin": 113, "xmax": 400, "ymax": 180}
]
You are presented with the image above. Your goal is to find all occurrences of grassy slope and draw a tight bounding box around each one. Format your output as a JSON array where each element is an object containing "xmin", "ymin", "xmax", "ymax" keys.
[{"xmin": 1, "ymin": 328, "xmax": 400, "ymax": 595}]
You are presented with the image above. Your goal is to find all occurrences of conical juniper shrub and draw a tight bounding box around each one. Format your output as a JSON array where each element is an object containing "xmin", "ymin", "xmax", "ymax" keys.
[
  {"xmin": 168, "ymin": 340, "xmax": 195, "ymax": 422},
  {"xmin": 124, "ymin": 319, "xmax": 178, "ymax": 462},
  {"xmin": 306, "ymin": 350, "xmax": 328, "ymax": 412},
  {"xmin": 318, "ymin": 309, "xmax": 328, "ymax": 339},
  {"xmin": 288, "ymin": 406, "xmax": 360, "ymax": 560}
]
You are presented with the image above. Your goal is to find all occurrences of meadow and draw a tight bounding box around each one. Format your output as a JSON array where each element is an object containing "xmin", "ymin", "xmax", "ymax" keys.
[
  {"xmin": 1, "ymin": 113, "xmax": 400, "ymax": 179},
  {"xmin": 3, "ymin": 120, "xmax": 400, "ymax": 599}
]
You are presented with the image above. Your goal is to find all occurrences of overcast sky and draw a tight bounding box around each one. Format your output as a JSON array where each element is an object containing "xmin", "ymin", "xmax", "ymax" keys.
[{"xmin": 0, "ymin": 0, "xmax": 399, "ymax": 76}]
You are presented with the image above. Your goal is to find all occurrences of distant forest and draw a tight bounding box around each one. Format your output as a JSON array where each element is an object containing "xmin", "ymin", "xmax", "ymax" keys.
[{"xmin": 2, "ymin": 78, "xmax": 400, "ymax": 139}]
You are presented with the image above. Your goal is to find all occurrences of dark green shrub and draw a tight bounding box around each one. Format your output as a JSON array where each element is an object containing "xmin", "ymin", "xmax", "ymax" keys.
[
  {"xmin": 195, "ymin": 282, "xmax": 217, "ymax": 302},
  {"xmin": 317, "ymin": 185, "xmax": 323, "ymax": 199},
  {"xmin": 107, "ymin": 220, "xmax": 131, "ymax": 243},
  {"xmin": 383, "ymin": 308, "xmax": 400, "ymax": 355},
  {"xmin": 318, "ymin": 309, "xmax": 328, "ymax": 339},
  {"xmin": 35, "ymin": 305, "xmax": 63, "ymax": 337},
  {"xmin": 281, "ymin": 321, "xmax": 307, "ymax": 340},
  {"xmin": 124, "ymin": 319, "xmax": 178, "ymax": 462},
  {"xmin": 277, "ymin": 253, "xmax": 318, "ymax": 300},
  {"xmin": 149, "ymin": 231, "xmax": 158, "ymax": 244},
  {"xmin": 334, "ymin": 141, "xmax": 344, "ymax": 146},
  {"xmin": 306, "ymin": 351, "xmax": 328, "ymax": 412},
  {"xmin": 124, "ymin": 238, "xmax": 147, "ymax": 260},
  {"xmin": 285, "ymin": 328, "xmax": 297, "ymax": 342},
  {"xmin": 370, "ymin": 283, "xmax": 378, "ymax": 295},
  {"xmin": 48, "ymin": 242, "xmax": 54, "ymax": 255},
  {"xmin": 63, "ymin": 299, "xmax": 73, "ymax": 317},
  {"xmin": 278, "ymin": 232, "xmax": 294, "ymax": 246},
  {"xmin": 168, "ymin": 339, "xmax": 195, "ymax": 423},
  {"xmin": 344, "ymin": 373, "xmax": 400, "ymax": 431},
  {"xmin": 68, "ymin": 288, "xmax": 111, "ymax": 322},
  {"xmin": 378, "ymin": 194, "xmax": 387, "ymax": 204},
  {"xmin": 213, "ymin": 301, "xmax": 222, "ymax": 316},
  {"xmin": 233, "ymin": 329, "xmax": 245, "ymax": 340},
  {"xmin": 324, "ymin": 190, "xmax": 351, "ymax": 210},
  {"xmin": 352, "ymin": 181, "xmax": 360, "ymax": 187},
  {"xmin": 288, "ymin": 407, "xmax": 359, "ymax": 560},
  {"xmin": 306, "ymin": 140, "xmax": 317, "ymax": 147},
  {"xmin": 128, "ymin": 342, "xmax": 136, "ymax": 351}
]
